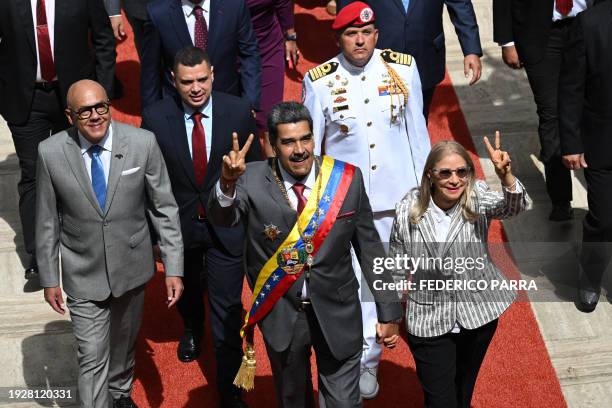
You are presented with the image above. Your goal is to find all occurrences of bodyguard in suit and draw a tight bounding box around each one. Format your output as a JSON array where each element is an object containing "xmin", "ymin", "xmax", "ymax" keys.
[
  {"xmin": 35, "ymin": 80, "xmax": 184, "ymax": 408},
  {"xmin": 493, "ymin": 0, "xmax": 596, "ymax": 221},
  {"xmin": 558, "ymin": 0, "xmax": 612, "ymax": 312},
  {"xmin": 208, "ymin": 102, "xmax": 402, "ymax": 407},
  {"xmin": 103, "ymin": 0, "xmax": 154, "ymax": 60},
  {"xmin": 0, "ymin": 0, "xmax": 115, "ymax": 280},
  {"xmin": 390, "ymin": 136, "xmax": 531, "ymax": 408},
  {"xmin": 337, "ymin": 0, "xmax": 483, "ymax": 119},
  {"xmin": 141, "ymin": 47, "xmax": 261, "ymax": 408},
  {"xmin": 140, "ymin": 0, "xmax": 261, "ymax": 111}
]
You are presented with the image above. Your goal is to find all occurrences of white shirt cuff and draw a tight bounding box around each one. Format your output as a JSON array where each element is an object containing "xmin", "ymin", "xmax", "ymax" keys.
[
  {"xmin": 216, "ymin": 180, "xmax": 236, "ymax": 207},
  {"xmin": 503, "ymin": 180, "xmax": 523, "ymax": 194},
  {"xmin": 501, "ymin": 42, "xmax": 515, "ymax": 47}
]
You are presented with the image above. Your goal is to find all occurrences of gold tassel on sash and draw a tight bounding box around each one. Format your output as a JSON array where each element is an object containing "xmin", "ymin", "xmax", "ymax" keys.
[{"xmin": 233, "ymin": 326, "xmax": 256, "ymax": 391}]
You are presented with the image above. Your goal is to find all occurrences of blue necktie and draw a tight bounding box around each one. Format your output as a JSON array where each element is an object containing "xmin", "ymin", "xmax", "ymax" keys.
[
  {"xmin": 402, "ymin": 0, "xmax": 410, "ymax": 13},
  {"xmin": 90, "ymin": 145, "xmax": 107, "ymax": 210}
]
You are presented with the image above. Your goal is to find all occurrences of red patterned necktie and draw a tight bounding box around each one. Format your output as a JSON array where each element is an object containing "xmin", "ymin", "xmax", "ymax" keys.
[
  {"xmin": 556, "ymin": 0, "xmax": 573, "ymax": 16},
  {"xmin": 193, "ymin": 6, "xmax": 209, "ymax": 50},
  {"xmin": 292, "ymin": 183, "xmax": 308, "ymax": 215},
  {"xmin": 36, "ymin": 0, "xmax": 56, "ymax": 82},
  {"xmin": 191, "ymin": 112, "xmax": 208, "ymax": 185}
]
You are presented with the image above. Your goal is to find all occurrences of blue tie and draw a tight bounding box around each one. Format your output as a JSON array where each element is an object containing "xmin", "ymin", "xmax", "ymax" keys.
[
  {"xmin": 90, "ymin": 145, "xmax": 107, "ymax": 210},
  {"xmin": 402, "ymin": 0, "xmax": 410, "ymax": 13}
]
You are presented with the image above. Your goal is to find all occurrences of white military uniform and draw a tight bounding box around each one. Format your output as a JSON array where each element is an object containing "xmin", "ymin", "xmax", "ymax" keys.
[{"xmin": 303, "ymin": 48, "xmax": 431, "ymax": 369}]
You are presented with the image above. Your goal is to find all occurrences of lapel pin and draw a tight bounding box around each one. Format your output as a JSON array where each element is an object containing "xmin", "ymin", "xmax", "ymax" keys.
[{"xmin": 115, "ymin": 154, "xmax": 123, "ymax": 159}]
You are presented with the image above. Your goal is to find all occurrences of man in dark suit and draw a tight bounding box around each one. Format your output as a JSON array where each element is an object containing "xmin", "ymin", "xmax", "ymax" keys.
[
  {"xmin": 337, "ymin": 0, "xmax": 483, "ymax": 119},
  {"xmin": 103, "ymin": 0, "xmax": 152, "ymax": 60},
  {"xmin": 141, "ymin": 47, "xmax": 261, "ymax": 408},
  {"xmin": 140, "ymin": 0, "xmax": 261, "ymax": 112},
  {"xmin": 0, "ymin": 0, "xmax": 115, "ymax": 280},
  {"xmin": 36, "ymin": 79, "xmax": 183, "ymax": 408},
  {"xmin": 493, "ymin": 0, "xmax": 596, "ymax": 221},
  {"xmin": 558, "ymin": 0, "xmax": 612, "ymax": 312},
  {"xmin": 209, "ymin": 102, "xmax": 402, "ymax": 407}
]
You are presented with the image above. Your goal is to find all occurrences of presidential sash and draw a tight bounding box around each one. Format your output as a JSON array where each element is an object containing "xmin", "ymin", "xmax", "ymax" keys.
[{"xmin": 234, "ymin": 156, "xmax": 355, "ymax": 390}]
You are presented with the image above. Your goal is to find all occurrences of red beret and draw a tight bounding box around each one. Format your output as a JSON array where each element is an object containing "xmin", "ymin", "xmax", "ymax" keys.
[{"xmin": 332, "ymin": 1, "xmax": 375, "ymax": 31}]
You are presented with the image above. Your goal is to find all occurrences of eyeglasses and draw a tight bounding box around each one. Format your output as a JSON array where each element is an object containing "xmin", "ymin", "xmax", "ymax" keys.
[
  {"xmin": 431, "ymin": 166, "xmax": 470, "ymax": 179},
  {"xmin": 69, "ymin": 102, "xmax": 111, "ymax": 120}
]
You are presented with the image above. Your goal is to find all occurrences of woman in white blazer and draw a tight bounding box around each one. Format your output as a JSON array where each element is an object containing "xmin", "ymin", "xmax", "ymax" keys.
[{"xmin": 389, "ymin": 134, "xmax": 531, "ymax": 408}]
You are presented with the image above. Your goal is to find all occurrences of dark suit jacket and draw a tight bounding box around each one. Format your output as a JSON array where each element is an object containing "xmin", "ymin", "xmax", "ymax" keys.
[
  {"xmin": 141, "ymin": 91, "xmax": 261, "ymax": 255},
  {"xmin": 558, "ymin": 0, "xmax": 612, "ymax": 170},
  {"xmin": 493, "ymin": 0, "xmax": 598, "ymax": 66},
  {"xmin": 208, "ymin": 159, "xmax": 402, "ymax": 360},
  {"xmin": 140, "ymin": 0, "xmax": 261, "ymax": 111},
  {"xmin": 0, "ymin": 0, "xmax": 115, "ymax": 125},
  {"xmin": 338, "ymin": 0, "xmax": 482, "ymax": 90}
]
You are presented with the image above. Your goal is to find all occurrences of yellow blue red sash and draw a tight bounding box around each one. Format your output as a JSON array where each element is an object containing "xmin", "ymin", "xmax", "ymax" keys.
[{"xmin": 243, "ymin": 156, "xmax": 355, "ymax": 332}]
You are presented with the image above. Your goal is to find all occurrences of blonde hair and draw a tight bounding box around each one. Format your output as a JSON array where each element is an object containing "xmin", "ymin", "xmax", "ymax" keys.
[{"xmin": 409, "ymin": 141, "xmax": 478, "ymax": 224}]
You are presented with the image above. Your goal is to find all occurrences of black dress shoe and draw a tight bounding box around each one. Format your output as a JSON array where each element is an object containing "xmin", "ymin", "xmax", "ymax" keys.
[
  {"xmin": 177, "ymin": 330, "xmax": 201, "ymax": 362},
  {"xmin": 113, "ymin": 396, "xmax": 138, "ymax": 408},
  {"xmin": 24, "ymin": 263, "xmax": 38, "ymax": 280},
  {"xmin": 221, "ymin": 395, "xmax": 249, "ymax": 408},
  {"xmin": 578, "ymin": 288, "xmax": 599, "ymax": 313},
  {"xmin": 549, "ymin": 203, "xmax": 573, "ymax": 221}
]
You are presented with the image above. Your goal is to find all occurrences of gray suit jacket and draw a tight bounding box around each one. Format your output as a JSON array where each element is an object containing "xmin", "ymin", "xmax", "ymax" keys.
[
  {"xmin": 208, "ymin": 158, "xmax": 402, "ymax": 361},
  {"xmin": 36, "ymin": 121, "xmax": 183, "ymax": 301},
  {"xmin": 390, "ymin": 180, "xmax": 531, "ymax": 337}
]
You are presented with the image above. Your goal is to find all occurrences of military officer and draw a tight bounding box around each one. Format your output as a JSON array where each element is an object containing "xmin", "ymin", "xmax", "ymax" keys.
[{"xmin": 302, "ymin": 1, "xmax": 431, "ymax": 400}]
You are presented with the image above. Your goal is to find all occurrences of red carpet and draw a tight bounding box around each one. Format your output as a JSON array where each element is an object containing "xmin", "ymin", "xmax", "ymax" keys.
[{"xmin": 110, "ymin": 2, "xmax": 567, "ymax": 407}]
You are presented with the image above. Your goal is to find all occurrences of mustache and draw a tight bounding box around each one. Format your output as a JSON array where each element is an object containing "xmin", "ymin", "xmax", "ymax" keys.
[{"xmin": 289, "ymin": 152, "xmax": 310, "ymax": 162}]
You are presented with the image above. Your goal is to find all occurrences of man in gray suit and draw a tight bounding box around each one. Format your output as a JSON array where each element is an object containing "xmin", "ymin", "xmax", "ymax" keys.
[
  {"xmin": 209, "ymin": 102, "xmax": 402, "ymax": 407},
  {"xmin": 35, "ymin": 79, "xmax": 184, "ymax": 408}
]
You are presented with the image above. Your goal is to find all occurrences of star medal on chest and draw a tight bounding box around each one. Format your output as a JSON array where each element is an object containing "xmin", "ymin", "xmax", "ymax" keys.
[{"xmin": 263, "ymin": 223, "xmax": 281, "ymax": 241}]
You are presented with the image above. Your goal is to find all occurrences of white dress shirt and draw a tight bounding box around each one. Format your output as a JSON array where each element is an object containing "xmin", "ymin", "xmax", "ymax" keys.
[
  {"xmin": 216, "ymin": 162, "xmax": 317, "ymax": 299},
  {"xmin": 79, "ymin": 126, "xmax": 113, "ymax": 184},
  {"xmin": 552, "ymin": 0, "xmax": 587, "ymax": 21},
  {"xmin": 181, "ymin": 0, "xmax": 211, "ymax": 44},
  {"xmin": 183, "ymin": 97, "xmax": 213, "ymax": 160},
  {"xmin": 30, "ymin": 0, "xmax": 56, "ymax": 82}
]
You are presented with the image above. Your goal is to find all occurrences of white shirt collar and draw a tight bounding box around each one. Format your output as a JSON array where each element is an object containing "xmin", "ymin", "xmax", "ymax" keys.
[
  {"xmin": 278, "ymin": 159, "xmax": 316, "ymax": 192},
  {"xmin": 183, "ymin": 95, "xmax": 212, "ymax": 121},
  {"xmin": 79, "ymin": 123, "xmax": 113, "ymax": 156},
  {"xmin": 182, "ymin": 0, "xmax": 209, "ymax": 17},
  {"xmin": 430, "ymin": 199, "xmax": 458, "ymax": 223}
]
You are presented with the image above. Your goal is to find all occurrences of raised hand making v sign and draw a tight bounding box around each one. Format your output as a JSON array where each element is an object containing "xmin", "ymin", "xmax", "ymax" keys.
[
  {"xmin": 220, "ymin": 132, "xmax": 255, "ymax": 196},
  {"xmin": 483, "ymin": 130, "xmax": 517, "ymax": 191}
]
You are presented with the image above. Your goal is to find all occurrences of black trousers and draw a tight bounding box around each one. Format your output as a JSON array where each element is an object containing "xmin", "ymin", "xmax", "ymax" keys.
[
  {"xmin": 7, "ymin": 86, "xmax": 69, "ymax": 257},
  {"xmin": 523, "ymin": 21, "xmax": 574, "ymax": 205},
  {"xmin": 126, "ymin": 15, "xmax": 146, "ymax": 61},
  {"xmin": 407, "ymin": 319, "xmax": 499, "ymax": 408},
  {"xmin": 580, "ymin": 168, "xmax": 612, "ymax": 291},
  {"xmin": 178, "ymin": 221, "xmax": 245, "ymax": 399},
  {"xmin": 422, "ymin": 86, "xmax": 436, "ymax": 123},
  {"xmin": 264, "ymin": 306, "xmax": 361, "ymax": 408}
]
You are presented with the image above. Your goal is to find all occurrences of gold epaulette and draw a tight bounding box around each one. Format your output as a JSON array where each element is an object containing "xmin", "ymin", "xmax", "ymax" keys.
[
  {"xmin": 380, "ymin": 49, "xmax": 413, "ymax": 66},
  {"xmin": 307, "ymin": 62, "xmax": 339, "ymax": 82}
]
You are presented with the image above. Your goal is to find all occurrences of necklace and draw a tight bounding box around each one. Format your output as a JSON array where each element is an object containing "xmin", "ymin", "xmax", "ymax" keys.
[{"xmin": 271, "ymin": 157, "xmax": 323, "ymax": 267}]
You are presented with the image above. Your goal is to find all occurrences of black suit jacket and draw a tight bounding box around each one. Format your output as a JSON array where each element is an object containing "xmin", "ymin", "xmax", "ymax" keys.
[
  {"xmin": 338, "ymin": 0, "xmax": 482, "ymax": 90},
  {"xmin": 141, "ymin": 91, "xmax": 261, "ymax": 254},
  {"xmin": 493, "ymin": 0, "xmax": 599, "ymax": 66},
  {"xmin": 558, "ymin": 0, "xmax": 612, "ymax": 170},
  {"xmin": 208, "ymin": 159, "xmax": 402, "ymax": 359},
  {"xmin": 140, "ymin": 0, "xmax": 261, "ymax": 111},
  {"xmin": 0, "ymin": 0, "xmax": 115, "ymax": 125}
]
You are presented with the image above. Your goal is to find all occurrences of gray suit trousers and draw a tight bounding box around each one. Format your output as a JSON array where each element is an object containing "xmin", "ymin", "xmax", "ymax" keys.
[
  {"xmin": 67, "ymin": 285, "xmax": 145, "ymax": 407},
  {"xmin": 264, "ymin": 306, "xmax": 362, "ymax": 408}
]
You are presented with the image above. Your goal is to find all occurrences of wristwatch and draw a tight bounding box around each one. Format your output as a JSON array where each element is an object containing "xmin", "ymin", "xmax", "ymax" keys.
[{"xmin": 285, "ymin": 33, "xmax": 297, "ymax": 41}]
